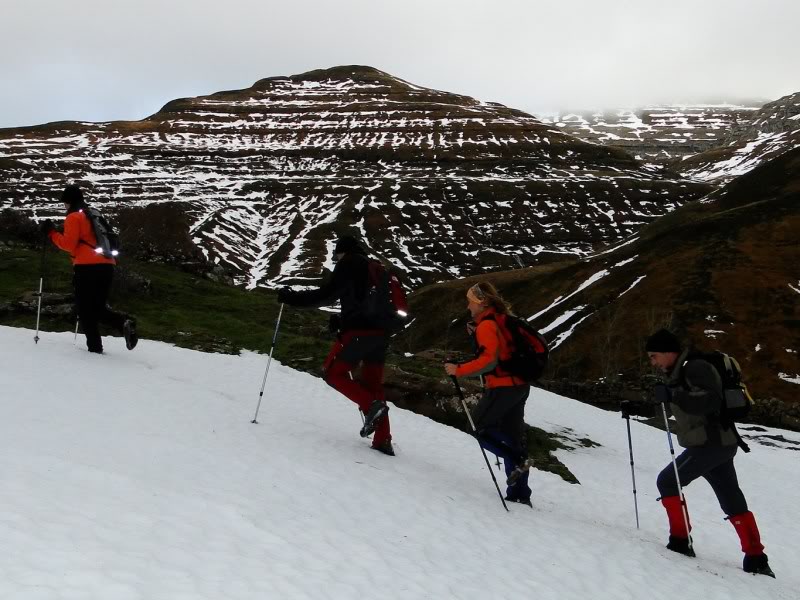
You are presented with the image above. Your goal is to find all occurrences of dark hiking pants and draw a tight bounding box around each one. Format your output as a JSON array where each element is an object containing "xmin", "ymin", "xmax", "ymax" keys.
[
  {"xmin": 323, "ymin": 330, "xmax": 390, "ymax": 444},
  {"xmin": 656, "ymin": 445, "xmax": 748, "ymax": 516},
  {"xmin": 73, "ymin": 264, "xmax": 126, "ymax": 353},
  {"xmin": 473, "ymin": 385, "xmax": 531, "ymax": 500}
]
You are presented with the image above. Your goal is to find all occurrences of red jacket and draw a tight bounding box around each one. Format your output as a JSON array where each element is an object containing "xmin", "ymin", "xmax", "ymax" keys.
[
  {"xmin": 49, "ymin": 210, "xmax": 116, "ymax": 266},
  {"xmin": 455, "ymin": 307, "xmax": 526, "ymax": 388}
]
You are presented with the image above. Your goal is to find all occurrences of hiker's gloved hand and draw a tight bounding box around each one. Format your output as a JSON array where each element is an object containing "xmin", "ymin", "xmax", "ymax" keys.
[
  {"xmin": 39, "ymin": 219, "xmax": 55, "ymax": 235},
  {"xmin": 641, "ymin": 373, "xmax": 662, "ymax": 387},
  {"xmin": 622, "ymin": 399, "xmax": 653, "ymax": 416},
  {"xmin": 652, "ymin": 384, "xmax": 672, "ymax": 405},
  {"xmin": 277, "ymin": 287, "xmax": 297, "ymax": 305}
]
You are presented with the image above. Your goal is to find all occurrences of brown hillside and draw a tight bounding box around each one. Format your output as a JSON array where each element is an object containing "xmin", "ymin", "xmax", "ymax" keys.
[{"xmin": 402, "ymin": 148, "xmax": 800, "ymax": 428}]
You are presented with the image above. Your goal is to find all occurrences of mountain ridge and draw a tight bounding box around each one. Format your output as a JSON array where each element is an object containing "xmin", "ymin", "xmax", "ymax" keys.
[
  {"xmin": 0, "ymin": 65, "xmax": 708, "ymax": 288},
  {"xmin": 540, "ymin": 91, "xmax": 799, "ymax": 185}
]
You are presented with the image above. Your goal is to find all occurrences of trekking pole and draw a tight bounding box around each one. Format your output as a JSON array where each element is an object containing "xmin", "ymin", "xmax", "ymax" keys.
[
  {"xmin": 33, "ymin": 237, "xmax": 48, "ymax": 344},
  {"xmin": 73, "ymin": 318, "xmax": 80, "ymax": 344},
  {"xmin": 251, "ymin": 303, "xmax": 285, "ymax": 424},
  {"xmin": 350, "ymin": 371, "xmax": 366, "ymax": 425},
  {"xmin": 450, "ymin": 375, "xmax": 509, "ymax": 512},
  {"xmin": 483, "ymin": 375, "xmax": 501, "ymax": 471},
  {"xmin": 661, "ymin": 402, "xmax": 692, "ymax": 550},
  {"xmin": 620, "ymin": 402, "xmax": 640, "ymax": 529},
  {"xmin": 33, "ymin": 279, "xmax": 44, "ymax": 344}
]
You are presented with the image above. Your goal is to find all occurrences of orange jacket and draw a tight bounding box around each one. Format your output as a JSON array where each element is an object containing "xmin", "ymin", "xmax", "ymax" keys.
[
  {"xmin": 455, "ymin": 307, "xmax": 526, "ymax": 388},
  {"xmin": 48, "ymin": 210, "xmax": 116, "ymax": 266}
]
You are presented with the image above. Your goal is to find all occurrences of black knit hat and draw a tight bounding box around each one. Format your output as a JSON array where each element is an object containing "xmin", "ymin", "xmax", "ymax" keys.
[
  {"xmin": 645, "ymin": 329, "xmax": 682, "ymax": 353},
  {"xmin": 333, "ymin": 235, "xmax": 365, "ymax": 255},
  {"xmin": 61, "ymin": 185, "xmax": 85, "ymax": 211}
]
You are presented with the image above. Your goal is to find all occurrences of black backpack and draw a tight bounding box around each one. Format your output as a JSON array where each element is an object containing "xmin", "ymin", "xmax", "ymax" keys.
[
  {"xmin": 681, "ymin": 350, "xmax": 754, "ymax": 451},
  {"xmin": 362, "ymin": 259, "xmax": 410, "ymax": 332},
  {"xmin": 484, "ymin": 313, "xmax": 549, "ymax": 383},
  {"xmin": 82, "ymin": 207, "xmax": 120, "ymax": 259}
]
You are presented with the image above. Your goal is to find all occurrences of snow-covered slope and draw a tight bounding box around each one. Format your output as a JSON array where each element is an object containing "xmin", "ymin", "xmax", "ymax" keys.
[
  {"xmin": 1, "ymin": 325, "xmax": 796, "ymax": 599},
  {"xmin": 678, "ymin": 93, "xmax": 800, "ymax": 183},
  {"xmin": 679, "ymin": 129, "xmax": 800, "ymax": 183},
  {"xmin": 673, "ymin": 92, "xmax": 800, "ymax": 185}
]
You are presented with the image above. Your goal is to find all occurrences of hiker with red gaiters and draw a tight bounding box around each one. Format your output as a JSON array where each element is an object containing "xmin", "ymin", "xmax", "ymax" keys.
[{"xmin": 646, "ymin": 328, "xmax": 774, "ymax": 578}]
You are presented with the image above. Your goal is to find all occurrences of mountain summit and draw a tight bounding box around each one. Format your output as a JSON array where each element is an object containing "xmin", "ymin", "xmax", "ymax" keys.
[{"xmin": 0, "ymin": 66, "xmax": 708, "ymax": 288}]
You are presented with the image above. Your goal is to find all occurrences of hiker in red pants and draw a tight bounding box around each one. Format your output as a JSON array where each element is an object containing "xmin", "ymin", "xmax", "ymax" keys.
[{"xmin": 278, "ymin": 235, "xmax": 394, "ymax": 455}]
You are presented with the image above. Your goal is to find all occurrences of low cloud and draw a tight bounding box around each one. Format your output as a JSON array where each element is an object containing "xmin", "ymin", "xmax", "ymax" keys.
[{"xmin": 1, "ymin": 0, "xmax": 797, "ymax": 127}]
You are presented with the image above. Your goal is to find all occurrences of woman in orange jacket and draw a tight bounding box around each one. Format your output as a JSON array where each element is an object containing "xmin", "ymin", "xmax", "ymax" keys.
[
  {"xmin": 41, "ymin": 185, "xmax": 137, "ymax": 354},
  {"xmin": 445, "ymin": 282, "xmax": 534, "ymax": 506}
]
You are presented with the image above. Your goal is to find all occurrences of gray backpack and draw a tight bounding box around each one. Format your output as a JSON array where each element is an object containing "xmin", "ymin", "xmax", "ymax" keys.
[{"xmin": 83, "ymin": 207, "xmax": 120, "ymax": 259}]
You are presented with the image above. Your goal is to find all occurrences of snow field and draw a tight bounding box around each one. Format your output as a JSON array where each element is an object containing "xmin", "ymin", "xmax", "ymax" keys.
[{"xmin": 0, "ymin": 326, "xmax": 796, "ymax": 599}]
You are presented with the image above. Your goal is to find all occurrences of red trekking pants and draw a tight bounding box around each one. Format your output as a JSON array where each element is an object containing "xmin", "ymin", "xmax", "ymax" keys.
[{"xmin": 323, "ymin": 330, "xmax": 391, "ymax": 445}]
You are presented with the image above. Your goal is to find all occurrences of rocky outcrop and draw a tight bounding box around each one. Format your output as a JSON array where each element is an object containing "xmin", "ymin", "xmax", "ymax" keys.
[{"xmin": 729, "ymin": 91, "xmax": 800, "ymax": 138}]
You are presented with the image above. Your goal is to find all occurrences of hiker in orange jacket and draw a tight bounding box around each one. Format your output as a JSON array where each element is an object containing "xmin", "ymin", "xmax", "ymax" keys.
[
  {"xmin": 40, "ymin": 185, "xmax": 137, "ymax": 354},
  {"xmin": 445, "ymin": 282, "xmax": 534, "ymax": 506}
]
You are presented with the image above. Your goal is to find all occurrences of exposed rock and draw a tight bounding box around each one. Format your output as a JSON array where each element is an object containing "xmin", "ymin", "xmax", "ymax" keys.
[
  {"xmin": 0, "ymin": 292, "xmax": 74, "ymax": 318},
  {"xmin": 114, "ymin": 268, "xmax": 152, "ymax": 296},
  {"xmin": 729, "ymin": 92, "xmax": 800, "ymax": 138}
]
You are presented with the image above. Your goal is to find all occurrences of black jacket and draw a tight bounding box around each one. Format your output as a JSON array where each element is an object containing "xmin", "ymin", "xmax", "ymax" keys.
[
  {"xmin": 284, "ymin": 252, "xmax": 383, "ymax": 332},
  {"xmin": 666, "ymin": 349, "xmax": 737, "ymax": 448}
]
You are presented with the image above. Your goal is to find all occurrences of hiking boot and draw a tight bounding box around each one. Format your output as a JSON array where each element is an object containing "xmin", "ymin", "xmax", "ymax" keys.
[
  {"xmin": 743, "ymin": 554, "xmax": 775, "ymax": 578},
  {"xmin": 360, "ymin": 400, "xmax": 389, "ymax": 438},
  {"xmin": 666, "ymin": 535, "xmax": 696, "ymax": 557},
  {"xmin": 506, "ymin": 458, "xmax": 534, "ymax": 486},
  {"xmin": 505, "ymin": 496, "xmax": 533, "ymax": 508},
  {"xmin": 371, "ymin": 439, "xmax": 395, "ymax": 456},
  {"xmin": 123, "ymin": 319, "xmax": 138, "ymax": 350}
]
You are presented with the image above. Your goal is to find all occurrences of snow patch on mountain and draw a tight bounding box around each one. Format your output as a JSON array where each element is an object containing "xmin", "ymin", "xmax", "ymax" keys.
[{"xmin": 687, "ymin": 131, "xmax": 800, "ymax": 183}]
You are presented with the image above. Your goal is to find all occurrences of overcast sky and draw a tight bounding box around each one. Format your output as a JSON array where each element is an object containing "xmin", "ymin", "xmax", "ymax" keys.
[{"xmin": 1, "ymin": 0, "xmax": 797, "ymax": 129}]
